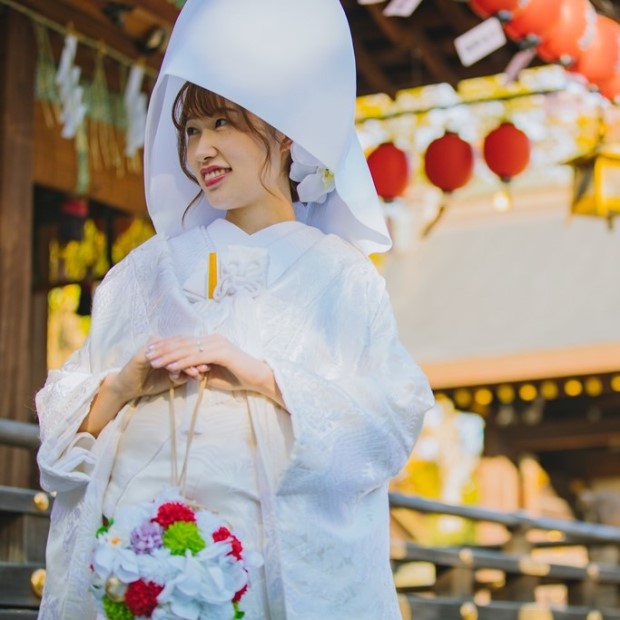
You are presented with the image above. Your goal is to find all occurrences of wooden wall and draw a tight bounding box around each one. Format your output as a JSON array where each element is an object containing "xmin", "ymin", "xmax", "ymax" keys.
[
  {"xmin": 0, "ymin": 6, "xmax": 147, "ymax": 488},
  {"xmin": 32, "ymin": 104, "xmax": 147, "ymax": 216},
  {"xmin": 0, "ymin": 8, "xmax": 37, "ymax": 487}
]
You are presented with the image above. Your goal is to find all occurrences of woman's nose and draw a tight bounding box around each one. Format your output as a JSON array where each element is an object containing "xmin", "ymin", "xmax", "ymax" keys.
[{"xmin": 194, "ymin": 130, "xmax": 217, "ymax": 161}]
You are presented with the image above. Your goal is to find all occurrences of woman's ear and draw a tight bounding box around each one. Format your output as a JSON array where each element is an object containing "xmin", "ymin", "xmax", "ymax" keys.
[{"xmin": 280, "ymin": 136, "xmax": 293, "ymax": 153}]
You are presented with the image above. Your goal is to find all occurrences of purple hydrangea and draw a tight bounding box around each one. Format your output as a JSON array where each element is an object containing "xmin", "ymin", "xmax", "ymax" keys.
[{"xmin": 130, "ymin": 521, "xmax": 164, "ymax": 555}]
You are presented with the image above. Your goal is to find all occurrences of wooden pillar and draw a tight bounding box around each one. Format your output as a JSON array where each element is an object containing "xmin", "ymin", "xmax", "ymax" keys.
[{"xmin": 0, "ymin": 8, "xmax": 37, "ymax": 487}]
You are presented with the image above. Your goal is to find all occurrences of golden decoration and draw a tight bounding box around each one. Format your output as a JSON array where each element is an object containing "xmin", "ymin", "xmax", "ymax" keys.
[
  {"xmin": 474, "ymin": 388, "xmax": 493, "ymax": 406},
  {"xmin": 390, "ymin": 539, "xmax": 407, "ymax": 560},
  {"xmin": 517, "ymin": 604, "xmax": 553, "ymax": 620},
  {"xmin": 454, "ymin": 388, "xmax": 472, "ymax": 409},
  {"xmin": 570, "ymin": 148, "xmax": 620, "ymax": 224},
  {"xmin": 518, "ymin": 557, "xmax": 550, "ymax": 576},
  {"xmin": 496, "ymin": 384, "xmax": 515, "ymax": 404},
  {"xmin": 398, "ymin": 595, "xmax": 412, "ymax": 620},
  {"xmin": 611, "ymin": 374, "xmax": 620, "ymax": 392},
  {"xmin": 586, "ymin": 564, "xmax": 600, "ymax": 580},
  {"xmin": 518, "ymin": 384, "xmax": 537, "ymax": 402},
  {"xmin": 33, "ymin": 492, "xmax": 50, "ymax": 512},
  {"xmin": 459, "ymin": 548, "xmax": 474, "ymax": 567},
  {"xmin": 30, "ymin": 568, "xmax": 46, "ymax": 598},
  {"xmin": 540, "ymin": 381, "xmax": 559, "ymax": 400},
  {"xmin": 585, "ymin": 377, "xmax": 603, "ymax": 397},
  {"xmin": 564, "ymin": 379, "xmax": 583, "ymax": 397},
  {"xmin": 105, "ymin": 576, "xmax": 127, "ymax": 603},
  {"xmin": 460, "ymin": 601, "xmax": 478, "ymax": 620}
]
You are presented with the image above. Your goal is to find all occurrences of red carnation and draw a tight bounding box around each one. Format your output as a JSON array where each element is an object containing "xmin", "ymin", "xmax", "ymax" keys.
[
  {"xmin": 153, "ymin": 502, "xmax": 196, "ymax": 528},
  {"xmin": 125, "ymin": 579, "xmax": 163, "ymax": 617},
  {"xmin": 212, "ymin": 526, "xmax": 232, "ymax": 542},
  {"xmin": 212, "ymin": 527, "xmax": 243, "ymax": 559},
  {"xmin": 233, "ymin": 584, "xmax": 248, "ymax": 603},
  {"xmin": 229, "ymin": 535, "xmax": 243, "ymax": 560}
]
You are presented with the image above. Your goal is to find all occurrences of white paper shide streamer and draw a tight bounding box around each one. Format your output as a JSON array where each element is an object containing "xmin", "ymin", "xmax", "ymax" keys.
[
  {"xmin": 124, "ymin": 64, "xmax": 147, "ymax": 157},
  {"xmin": 55, "ymin": 34, "xmax": 87, "ymax": 139}
]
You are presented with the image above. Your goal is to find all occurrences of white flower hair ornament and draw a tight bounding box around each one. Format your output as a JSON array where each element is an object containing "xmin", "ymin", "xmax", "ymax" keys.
[{"xmin": 289, "ymin": 142, "xmax": 336, "ymax": 204}]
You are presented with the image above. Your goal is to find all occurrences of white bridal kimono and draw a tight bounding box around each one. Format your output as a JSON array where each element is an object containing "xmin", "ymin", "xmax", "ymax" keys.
[{"xmin": 36, "ymin": 218, "xmax": 434, "ymax": 620}]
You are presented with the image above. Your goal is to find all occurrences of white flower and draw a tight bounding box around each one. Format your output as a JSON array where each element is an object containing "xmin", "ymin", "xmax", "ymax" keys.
[
  {"xmin": 137, "ymin": 547, "xmax": 176, "ymax": 583},
  {"xmin": 289, "ymin": 142, "xmax": 335, "ymax": 204},
  {"xmin": 92, "ymin": 542, "xmax": 140, "ymax": 582}
]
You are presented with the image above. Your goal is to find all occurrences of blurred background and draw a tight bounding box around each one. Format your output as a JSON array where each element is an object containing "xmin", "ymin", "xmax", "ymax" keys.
[{"xmin": 3, "ymin": 0, "xmax": 620, "ymax": 616}]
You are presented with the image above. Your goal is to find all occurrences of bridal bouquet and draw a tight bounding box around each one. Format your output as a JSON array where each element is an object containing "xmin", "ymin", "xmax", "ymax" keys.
[{"xmin": 90, "ymin": 488, "xmax": 261, "ymax": 620}]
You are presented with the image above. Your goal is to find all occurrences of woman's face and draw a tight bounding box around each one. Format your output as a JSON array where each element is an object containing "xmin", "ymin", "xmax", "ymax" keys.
[{"xmin": 185, "ymin": 105, "xmax": 290, "ymax": 216}]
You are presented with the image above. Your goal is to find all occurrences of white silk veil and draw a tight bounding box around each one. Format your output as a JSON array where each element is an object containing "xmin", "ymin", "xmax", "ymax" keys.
[{"xmin": 143, "ymin": 0, "xmax": 392, "ymax": 254}]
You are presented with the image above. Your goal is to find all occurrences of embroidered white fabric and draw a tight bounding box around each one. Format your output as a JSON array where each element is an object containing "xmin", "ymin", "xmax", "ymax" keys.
[{"xmin": 36, "ymin": 222, "xmax": 434, "ymax": 619}]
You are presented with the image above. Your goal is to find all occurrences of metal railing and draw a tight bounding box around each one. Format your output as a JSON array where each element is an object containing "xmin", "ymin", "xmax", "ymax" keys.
[{"xmin": 0, "ymin": 419, "xmax": 39, "ymax": 450}]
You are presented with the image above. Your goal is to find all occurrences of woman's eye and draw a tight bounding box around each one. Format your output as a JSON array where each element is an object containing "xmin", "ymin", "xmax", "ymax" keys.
[
  {"xmin": 214, "ymin": 118, "xmax": 228, "ymax": 128},
  {"xmin": 185, "ymin": 126, "xmax": 199, "ymax": 137}
]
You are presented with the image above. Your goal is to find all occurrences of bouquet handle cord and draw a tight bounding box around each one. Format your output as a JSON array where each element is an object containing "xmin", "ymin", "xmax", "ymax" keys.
[{"xmin": 168, "ymin": 375, "xmax": 208, "ymax": 497}]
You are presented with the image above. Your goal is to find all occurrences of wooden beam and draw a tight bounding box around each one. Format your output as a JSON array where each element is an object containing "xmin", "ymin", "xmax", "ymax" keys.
[
  {"xmin": 352, "ymin": 36, "xmax": 398, "ymax": 98},
  {"xmin": 17, "ymin": 0, "xmax": 164, "ymax": 73},
  {"xmin": 367, "ymin": 5, "xmax": 459, "ymax": 86},
  {"xmin": 422, "ymin": 342, "xmax": 620, "ymax": 389},
  {"xmin": 0, "ymin": 7, "xmax": 37, "ymax": 487},
  {"xmin": 541, "ymin": 450, "xmax": 620, "ymax": 481},
  {"xmin": 492, "ymin": 417, "xmax": 620, "ymax": 454},
  {"xmin": 434, "ymin": 0, "xmax": 480, "ymax": 34}
]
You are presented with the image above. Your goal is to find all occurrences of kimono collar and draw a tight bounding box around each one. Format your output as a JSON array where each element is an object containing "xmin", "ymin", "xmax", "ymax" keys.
[{"xmin": 182, "ymin": 219, "xmax": 321, "ymax": 302}]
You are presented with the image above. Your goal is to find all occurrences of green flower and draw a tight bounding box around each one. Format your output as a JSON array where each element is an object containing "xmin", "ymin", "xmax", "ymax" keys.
[
  {"xmin": 233, "ymin": 601, "xmax": 245, "ymax": 618},
  {"xmin": 102, "ymin": 595, "xmax": 134, "ymax": 620},
  {"xmin": 162, "ymin": 521, "xmax": 206, "ymax": 556}
]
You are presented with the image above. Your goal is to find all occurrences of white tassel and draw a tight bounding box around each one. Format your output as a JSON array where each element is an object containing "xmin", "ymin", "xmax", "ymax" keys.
[
  {"xmin": 55, "ymin": 34, "xmax": 87, "ymax": 139},
  {"xmin": 124, "ymin": 64, "xmax": 147, "ymax": 157}
]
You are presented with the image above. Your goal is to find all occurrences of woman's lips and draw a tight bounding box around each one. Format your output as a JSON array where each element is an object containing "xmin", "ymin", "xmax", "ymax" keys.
[{"xmin": 201, "ymin": 166, "xmax": 230, "ymax": 187}]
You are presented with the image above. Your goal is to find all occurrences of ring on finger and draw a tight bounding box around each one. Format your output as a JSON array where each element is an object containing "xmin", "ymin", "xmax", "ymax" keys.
[{"xmin": 197, "ymin": 339, "xmax": 204, "ymax": 353}]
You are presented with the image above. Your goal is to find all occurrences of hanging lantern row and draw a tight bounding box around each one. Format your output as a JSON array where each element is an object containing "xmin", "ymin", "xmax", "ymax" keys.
[
  {"xmin": 468, "ymin": 0, "xmax": 620, "ymax": 102},
  {"xmin": 366, "ymin": 122, "xmax": 530, "ymax": 201},
  {"xmin": 365, "ymin": 123, "xmax": 530, "ymax": 238}
]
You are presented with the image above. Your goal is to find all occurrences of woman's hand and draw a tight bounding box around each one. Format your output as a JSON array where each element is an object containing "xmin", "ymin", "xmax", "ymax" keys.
[
  {"xmin": 79, "ymin": 342, "xmax": 188, "ymax": 437},
  {"xmin": 145, "ymin": 335, "xmax": 284, "ymax": 406},
  {"xmin": 111, "ymin": 342, "xmax": 190, "ymax": 402}
]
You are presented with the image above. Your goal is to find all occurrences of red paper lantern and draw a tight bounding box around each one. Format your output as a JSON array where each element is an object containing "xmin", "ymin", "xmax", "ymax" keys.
[
  {"xmin": 569, "ymin": 15, "xmax": 620, "ymax": 85},
  {"xmin": 367, "ymin": 142, "xmax": 410, "ymax": 200},
  {"xmin": 469, "ymin": 0, "xmax": 519, "ymax": 19},
  {"xmin": 483, "ymin": 122, "xmax": 530, "ymax": 181},
  {"xmin": 424, "ymin": 132, "xmax": 474, "ymax": 193},
  {"xmin": 502, "ymin": 0, "xmax": 563, "ymax": 43},
  {"xmin": 536, "ymin": 0, "xmax": 594, "ymax": 65}
]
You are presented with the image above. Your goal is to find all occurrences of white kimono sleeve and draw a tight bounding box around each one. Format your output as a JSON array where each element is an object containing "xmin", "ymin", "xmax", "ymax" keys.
[
  {"xmin": 36, "ymin": 258, "xmax": 136, "ymax": 494},
  {"xmin": 268, "ymin": 288, "xmax": 434, "ymax": 498}
]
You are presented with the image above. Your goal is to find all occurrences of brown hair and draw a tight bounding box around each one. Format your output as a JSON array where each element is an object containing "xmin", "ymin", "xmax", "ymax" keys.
[{"xmin": 171, "ymin": 82, "xmax": 298, "ymax": 214}]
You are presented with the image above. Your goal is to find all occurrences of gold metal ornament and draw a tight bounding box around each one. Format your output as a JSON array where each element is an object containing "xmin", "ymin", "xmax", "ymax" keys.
[
  {"xmin": 33, "ymin": 492, "xmax": 50, "ymax": 512},
  {"xmin": 460, "ymin": 601, "xmax": 478, "ymax": 620},
  {"xmin": 30, "ymin": 568, "xmax": 46, "ymax": 598},
  {"xmin": 459, "ymin": 548, "xmax": 474, "ymax": 567},
  {"xmin": 105, "ymin": 576, "xmax": 127, "ymax": 603}
]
